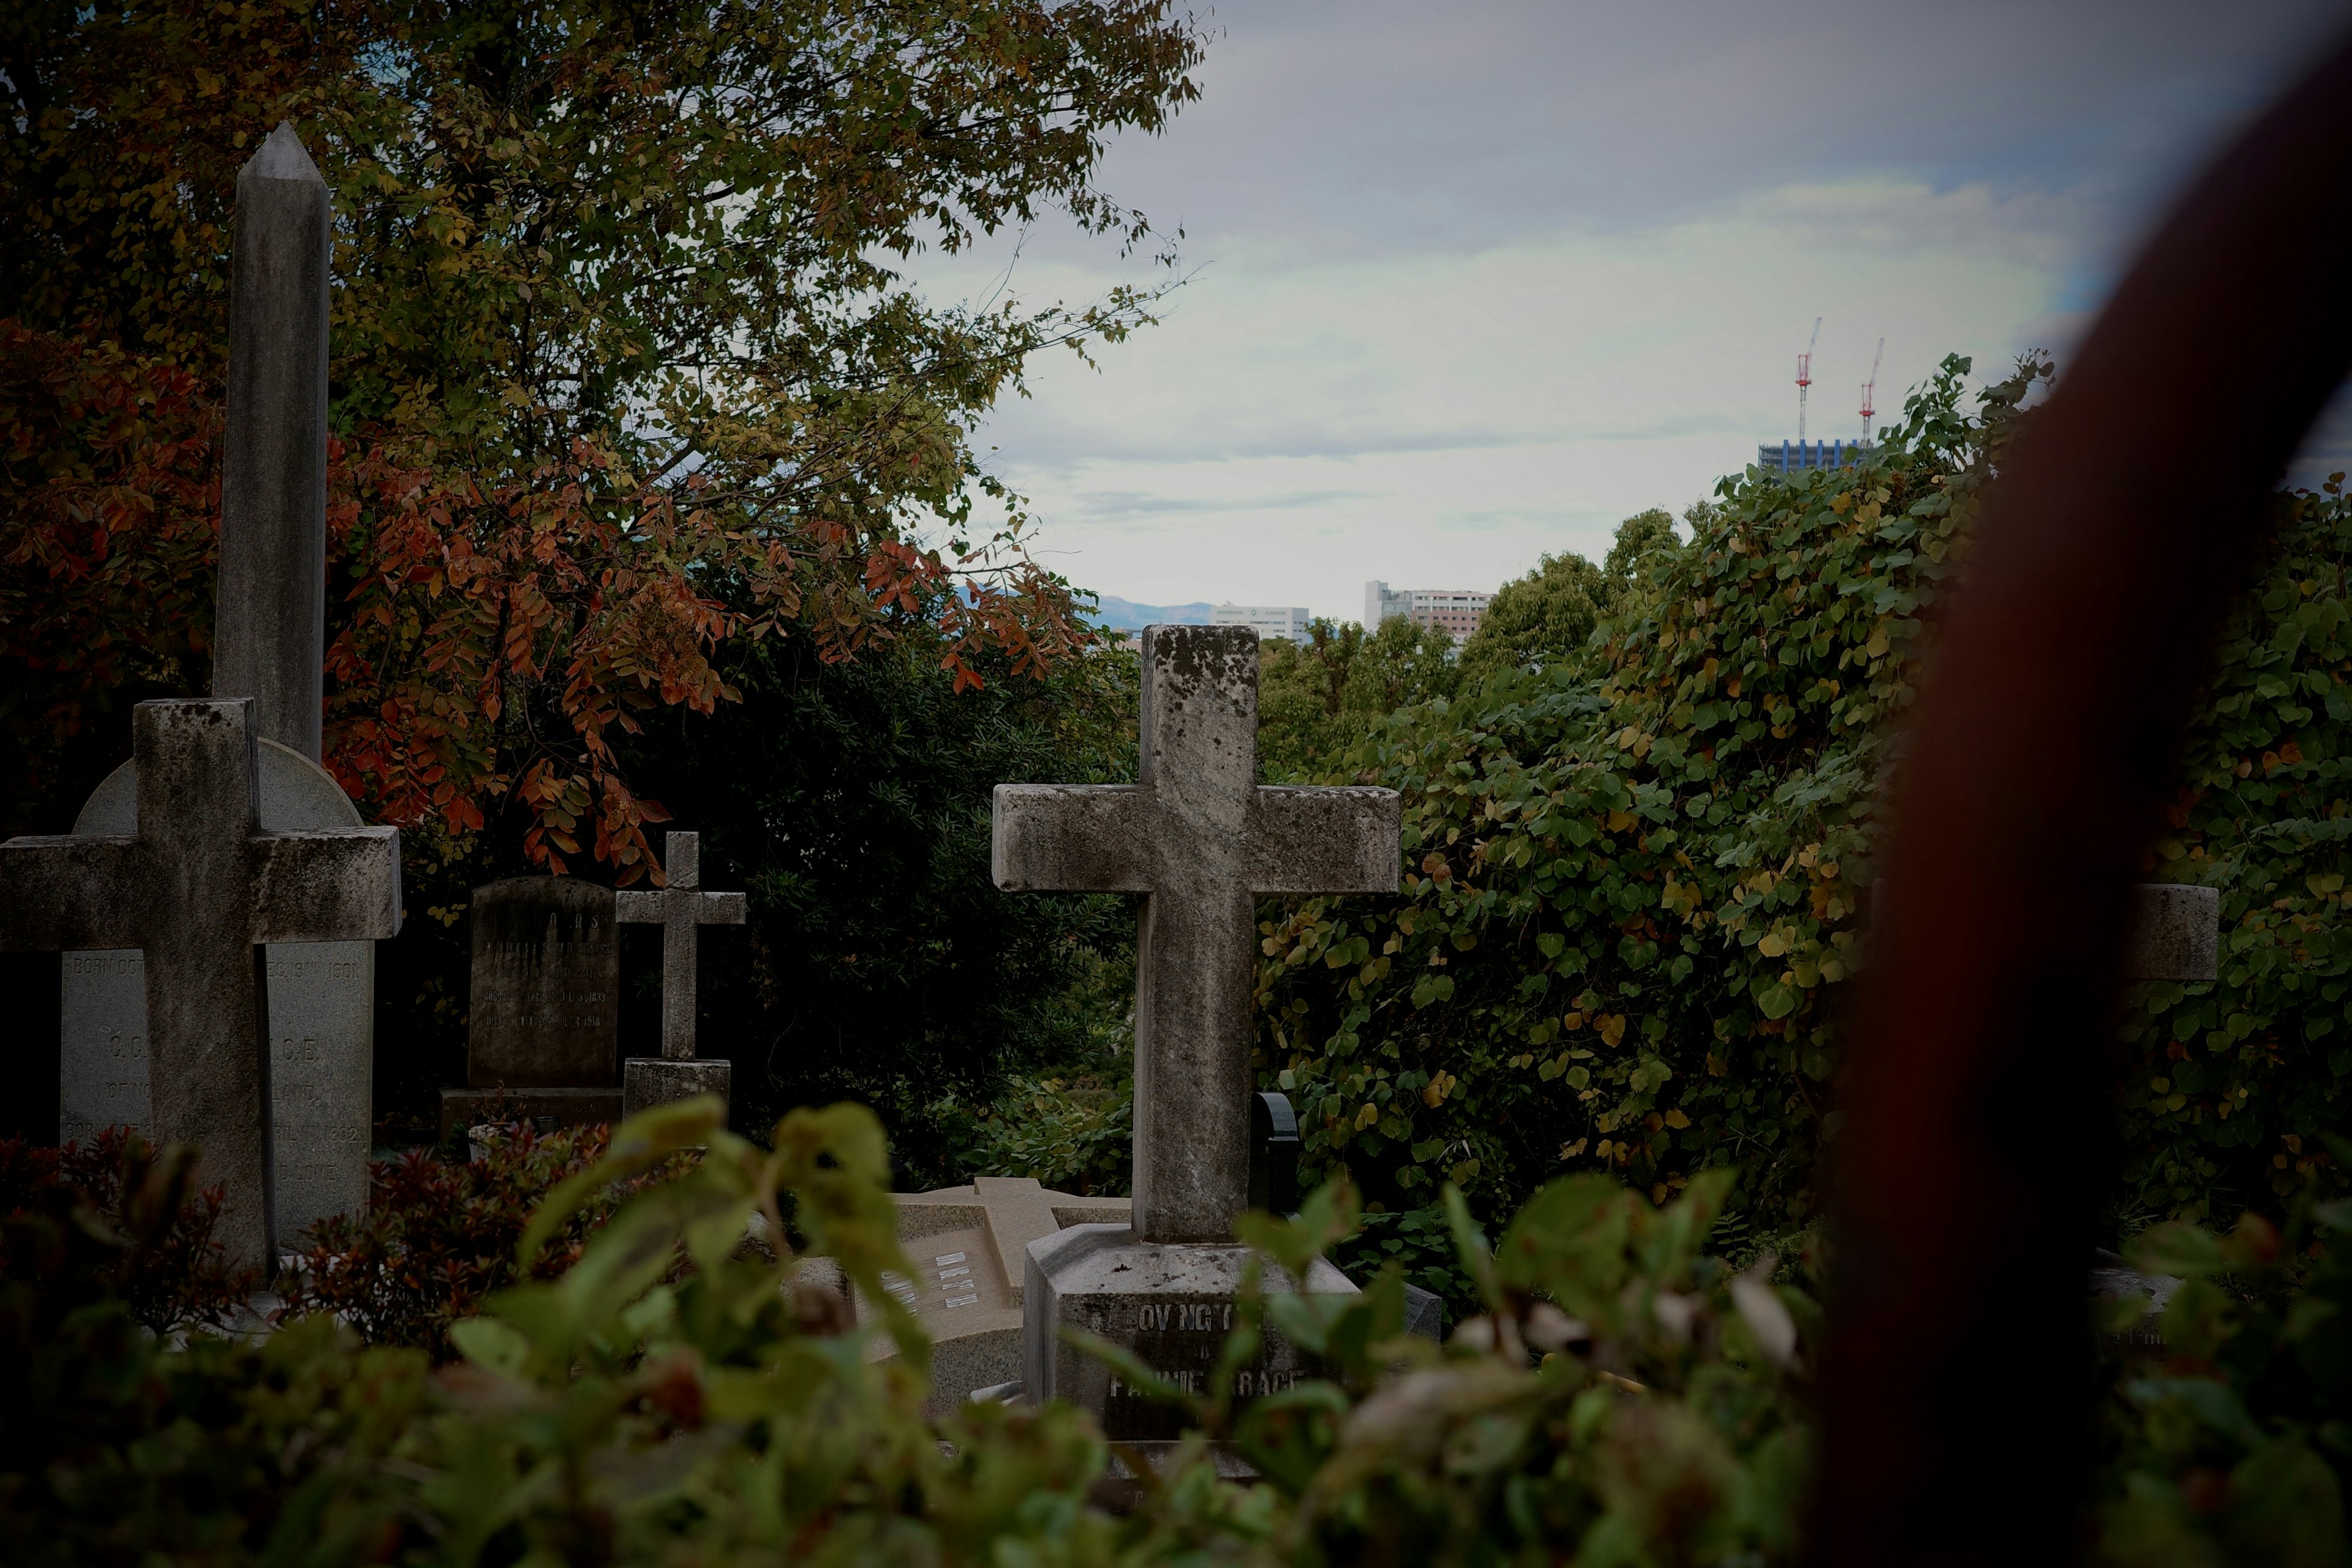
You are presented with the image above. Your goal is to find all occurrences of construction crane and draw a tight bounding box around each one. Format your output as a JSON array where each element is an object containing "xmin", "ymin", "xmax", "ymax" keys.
[
  {"xmin": 1795, "ymin": 317, "xmax": 1821, "ymax": 443},
  {"xmin": 1860, "ymin": 337, "xmax": 1884, "ymax": 446}
]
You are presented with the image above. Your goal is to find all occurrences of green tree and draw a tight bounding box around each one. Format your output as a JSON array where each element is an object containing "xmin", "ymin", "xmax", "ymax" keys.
[
  {"xmin": 1256, "ymin": 353, "xmax": 2352, "ymax": 1243},
  {"xmin": 1, "ymin": 0, "xmax": 1205, "ymax": 872},
  {"xmin": 600, "ymin": 624, "xmax": 1139, "ymax": 1183},
  {"xmin": 1259, "ymin": 615, "xmax": 1461, "ymax": 783},
  {"xmin": 1458, "ymin": 506, "xmax": 1686, "ymax": 679},
  {"xmin": 1254, "ymin": 356, "xmax": 2033, "ymax": 1234}
]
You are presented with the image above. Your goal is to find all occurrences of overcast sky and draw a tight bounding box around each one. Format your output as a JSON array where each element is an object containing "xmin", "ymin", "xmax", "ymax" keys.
[{"xmin": 919, "ymin": 0, "xmax": 2352, "ymax": 622}]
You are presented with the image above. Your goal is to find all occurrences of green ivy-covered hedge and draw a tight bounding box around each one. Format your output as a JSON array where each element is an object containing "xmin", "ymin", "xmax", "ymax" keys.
[{"xmin": 1254, "ymin": 355, "xmax": 2351, "ymax": 1238}]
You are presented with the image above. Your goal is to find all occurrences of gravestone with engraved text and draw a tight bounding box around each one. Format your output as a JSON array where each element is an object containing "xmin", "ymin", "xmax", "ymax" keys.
[
  {"xmin": 993, "ymin": 625, "xmax": 1398, "ymax": 1444},
  {"xmin": 440, "ymin": 877, "xmax": 622, "ymax": 1134},
  {"xmin": 5, "ymin": 699, "xmax": 400, "ymax": 1275}
]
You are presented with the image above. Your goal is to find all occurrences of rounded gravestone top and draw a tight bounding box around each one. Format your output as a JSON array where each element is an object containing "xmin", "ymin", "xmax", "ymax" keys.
[{"xmin": 73, "ymin": 739, "xmax": 363, "ymax": 834}]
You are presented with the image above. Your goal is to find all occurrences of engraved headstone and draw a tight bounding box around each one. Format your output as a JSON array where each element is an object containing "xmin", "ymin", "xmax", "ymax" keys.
[
  {"xmin": 439, "ymin": 877, "xmax": 622, "ymax": 1135},
  {"xmin": 3, "ymin": 699, "xmax": 401, "ymax": 1275},
  {"xmin": 992, "ymin": 624, "xmax": 1401, "ymax": 1442},
  {"xmin": 861, "ymin": 1177, "xmax": 1132, "ymax": 1415},
  {"xmin": 54, "ymin": 126, "xmax": 382, "ymax": 1248},
  {"xmin": 616, "ymin": 831, "xmax": 744, "ymax": 1117}
]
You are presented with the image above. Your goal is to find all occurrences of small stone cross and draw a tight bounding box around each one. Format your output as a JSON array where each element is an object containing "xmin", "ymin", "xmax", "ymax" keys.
[
  {"xmin": 1, "ymin": 699, "xmax": 401, "ymax": 1273},
  {"xmin": 992, "ymin": 625, "xmax": 1400, "ymax": 1244},
  {"xmin": 616, "ymin": 832, "xmax": 745, "ymax": 1059}
]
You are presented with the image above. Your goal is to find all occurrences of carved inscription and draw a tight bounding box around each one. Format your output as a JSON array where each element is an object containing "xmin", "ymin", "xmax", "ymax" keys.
[
  {"xmin": 466, "ymin": 879, "xmax": 621, "ymax": 1088},
  {"xmin": 1088, "ymin": 1294, "xmax": 1314, "ymax": 1440}
]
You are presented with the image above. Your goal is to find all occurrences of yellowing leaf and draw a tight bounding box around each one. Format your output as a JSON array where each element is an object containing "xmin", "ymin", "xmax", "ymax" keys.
[{"xmin": 1664, "ymin": 1109, "xmax": 1691, "ymax": 1129}]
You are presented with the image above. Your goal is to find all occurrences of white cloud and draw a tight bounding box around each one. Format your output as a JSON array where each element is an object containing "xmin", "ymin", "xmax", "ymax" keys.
[
  {"xmin": 902, "ymin": 0, "xmax": 2352, "ymax": 619},
  {"xmin": 944, "ymin": 179, "xmax": 2070, "ymax": 618}
]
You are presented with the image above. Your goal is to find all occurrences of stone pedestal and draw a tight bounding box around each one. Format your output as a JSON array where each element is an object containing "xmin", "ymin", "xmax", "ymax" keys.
[
  {"xmin": 859, "ymin": 1177, "xmax": 1131, "ymax": 1415},
  {"xmin": 1023, "ymin": 1223, "xmax": 1358, "ymax": 1440},
  {"xmin": 624, "ymin": 1057, "xmax": 731, "ymax": 1118}
]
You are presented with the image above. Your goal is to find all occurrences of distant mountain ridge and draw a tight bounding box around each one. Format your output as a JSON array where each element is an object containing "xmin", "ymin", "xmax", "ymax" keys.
[{"xmin": 1084, "ymin": 594, "xmax": 1216, "ymax": 631}]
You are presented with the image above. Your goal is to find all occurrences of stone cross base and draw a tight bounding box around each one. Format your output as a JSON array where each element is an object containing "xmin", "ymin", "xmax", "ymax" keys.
[
  {"xmin": 437, "ymin": 1086, "xmax": 622, "ymax": 1142},
  {"xmin": 623, "ymin": 1057, "xmax": 732, "ymax": 1120},
  {"xmin": 1023, "ymin": 1224, "xmax": 1359, "ymax": 1439},
  {"xmin": 859, "ymin": 1177, "xmax": 1131, "ymax": 1415}
]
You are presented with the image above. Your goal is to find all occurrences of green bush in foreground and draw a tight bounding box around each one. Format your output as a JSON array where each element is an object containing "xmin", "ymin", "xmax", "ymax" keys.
[{"xmin": 2, "ymin": 1108, "xmax": 2345, "ymax": 1565}]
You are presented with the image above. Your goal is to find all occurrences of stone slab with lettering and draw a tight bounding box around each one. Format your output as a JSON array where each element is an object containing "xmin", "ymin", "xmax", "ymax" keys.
[
  {"xmin": 61, "ymin": 738, "xmax": 374, "ymax": 1245},
  {"xmin": 858, "ymin": 1177, "xmax": 1131, "ymax": 1415},
  {"xmin": 440, "ymin": 877, "xmax": 620, "ymax": 1135},
  {"xmin": 1023, "ymin": 1223, "xmax": 1357, "ymax": 1439}
]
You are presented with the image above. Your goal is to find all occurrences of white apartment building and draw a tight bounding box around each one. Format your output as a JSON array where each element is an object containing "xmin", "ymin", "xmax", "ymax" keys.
[
  {"xmin": 1363, "ymin": 581, "xmax": 1493, "ymax": 641},
  {"xmin": 1212, "ymin": 603, "xmax": 1313, "ymax": 641}
]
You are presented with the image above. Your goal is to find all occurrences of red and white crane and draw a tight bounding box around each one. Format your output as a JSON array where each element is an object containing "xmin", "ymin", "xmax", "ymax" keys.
[
  {"xmin": 1796, "ymin": 317, "xmax": 1821, "ymax": 443},
  {"xmin": 1860, "ymin": 337, "xmax": 1884, "ymax": 446}
]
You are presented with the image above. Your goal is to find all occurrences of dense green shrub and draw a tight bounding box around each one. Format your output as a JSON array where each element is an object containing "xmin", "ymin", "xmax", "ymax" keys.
[
  {"xmin": 1253, "ymin": 355, "xmax": 2352, "ymax": 1246},
  {"xmin": 0, "ymin": 1102, "xmax": 1820, "ymax": 1565},
  {"xmin": 2120, "ymin": 484, "xmax": 2352, "ymax": 1226},
  {"xmin": 2092, "ymin": 1166, "xmax": 2352, "ymax": 1565},
  {"xmin": 3, "ymin": 1102, "xmax": 2344, "ymax": 1564}
]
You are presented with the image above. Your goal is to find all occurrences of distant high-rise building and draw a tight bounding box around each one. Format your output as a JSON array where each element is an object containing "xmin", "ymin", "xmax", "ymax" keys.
[
  {"xmin": 1212, "ymin": 603, "xmax": 1312, "ymax": 641},
  {"xmin": 1755, "ymin": 437, "xmax": 1868, "ymax": 474},
  {"xmin": 1363, "ymin": 581, "xmax": 1491, "ymax": 641}
]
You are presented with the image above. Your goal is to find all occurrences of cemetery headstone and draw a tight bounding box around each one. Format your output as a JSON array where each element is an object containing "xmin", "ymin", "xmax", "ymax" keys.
[
  {"xmin": 864, "ymin": 1177, "xmax": 1133, "ymax": 1415},
  {"xmin": 616, "ymin": 831, "xmax": 744, "ymax": 1118},
  {"xmin": 992, "ymin": 624, "xmax": 1401, "ymax": 1443},
  {"xmin": 2, "ymin": 699, "xmax": 401, "ymax": 1274},
  {"xmin": 56, "ymin": 125, "xmax": 382, "ymax": 1247},
  {"xmin": 439, "ymin": 877, "xmax": 624, "ymax": 1137}
]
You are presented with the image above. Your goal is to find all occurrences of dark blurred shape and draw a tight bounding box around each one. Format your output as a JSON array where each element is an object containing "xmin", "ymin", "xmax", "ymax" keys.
[
  {"xmin": 1250, "ymin": 1089, "xmax": 1302, "ymax": 1218},
  {"xmin": 1820, "ymin": 28, "xmax": 2352, "ymax": 1567}
]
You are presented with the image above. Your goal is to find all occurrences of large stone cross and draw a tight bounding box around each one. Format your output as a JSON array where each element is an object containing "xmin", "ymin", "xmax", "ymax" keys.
[
  {"xmin": 616, "ymin": 831, "xmax": 745, "ymax": 1059},
  {"xmin": 2, "ymin": 699, "xmax": 400, "ymax": 1273},
  {"xmin": 992, "ymin": 625, "xmax": 1400, "ymax": 1243}
]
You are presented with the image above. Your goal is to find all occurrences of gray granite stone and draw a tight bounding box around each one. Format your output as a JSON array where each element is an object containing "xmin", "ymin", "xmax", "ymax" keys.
[
  {"xmin": 0, "ymin": 699, "xmax": 401, "ymax": 1273},
  {"xmin": 1403, "ymin": 1281, "xmax": 1446, "ymax": 1340},
  {"xmin": 1023, "ymin": 1223, "xmax": 1359, "ymax": 1439},
  {"xmin": 1868, "ymin": 878, "xmax": 2221, "ymax": 982},
  {"xmin": 464, "ymin": 877, "xmax": 620, "ymax": 1090},
  {"xmin": 623, "ymin": 1057, "xmax": 731, "ymax": 1119},
  {"xmin": 215, "ymin": 123, "xmax": 331, "ymax": 762},
  {"xmin": 861, "ymin": 1177, "xmax": 1131, "ymax": 1416},
  {"xmin": 2128, "ymin": 883, "xmax": 2220, "ymax": 981},
  {"xmin": 60, "ymin": 739, "xmax": 375, "ymax": 1245},
  {"xmin": 614, "ymin": 831, "xmax": 744, "ymax": 1060},
  {"xmin": 992, "ymin": 625, "xmax": 1400, "ymax": 1243}
]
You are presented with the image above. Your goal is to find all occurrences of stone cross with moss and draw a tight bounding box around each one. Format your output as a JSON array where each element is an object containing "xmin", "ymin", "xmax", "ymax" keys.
[
  {"xmin": 992, "ymin": 624, "xmax": 1401, "ymax": 1244},
  {"xmin": 1, "ymin": 699, "xmax": 401, "ymax": 1275}
]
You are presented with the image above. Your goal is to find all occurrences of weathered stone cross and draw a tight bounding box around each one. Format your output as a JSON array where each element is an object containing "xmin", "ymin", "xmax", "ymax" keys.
[
  {"xmin": 992, "ymin": 625, "xmax": 1400, "ymax": 1243},
  {"xmin": 616, "ymin": 831, "xmax": 745, "ymax": 1058},
  {"xmin": 2, "ymin": 699, "xmax": 400, "ymax": 1273}
]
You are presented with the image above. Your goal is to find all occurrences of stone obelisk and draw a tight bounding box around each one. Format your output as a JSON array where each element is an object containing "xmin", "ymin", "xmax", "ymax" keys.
[{"xmin": 216, "ymin": 120, "xmax": 331, "ymax": 760}]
